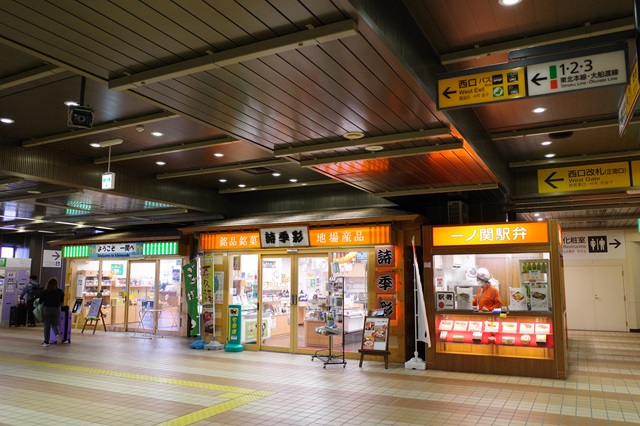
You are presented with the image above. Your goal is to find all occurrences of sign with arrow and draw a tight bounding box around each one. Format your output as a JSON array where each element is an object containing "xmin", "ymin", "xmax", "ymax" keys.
[
  {"xmin": 437, "ymin": 67, "xmax": 526, "ymax": 109},
  {"xmin": 537, "ymin": 161, "xmax": 631, "ymax": 194},
  {"xmin": 437, "ymin": 47, "xmax": 627, "ymax": 110},
  {"xmin": 43, "ymin": 250, "xmax": 62, "ymax": 268},
  {"xmin": 527, "ymin": 50, "xmax": 627, "ymax": 97},
  {"xmin": 562, "ymin": 230, "xmax": 625, "ymax": 260}
]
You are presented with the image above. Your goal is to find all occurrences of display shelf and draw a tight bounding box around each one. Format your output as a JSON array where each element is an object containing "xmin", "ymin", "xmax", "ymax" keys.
[
  {"xmin": 435, "ymin": 312, "xmax": 553, "ymax": 359},
  {"xmin": 311, "ymin": 276, "xmax": 346, "ymax": 368}
]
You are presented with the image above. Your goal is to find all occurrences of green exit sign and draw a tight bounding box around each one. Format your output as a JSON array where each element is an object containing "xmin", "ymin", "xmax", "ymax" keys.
[
  {"xmin": 0, "ymin": 258, "xmax": 6, "ymax": 267},
  {"xmin": 102, "ymin": 172, "xmax": 115, "ymax": 190}
]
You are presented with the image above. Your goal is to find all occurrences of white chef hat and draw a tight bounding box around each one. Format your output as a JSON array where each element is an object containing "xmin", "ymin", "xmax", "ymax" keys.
[{"xmin": 476, "ymin": 267, "xmax": 492, "ymax": 282}]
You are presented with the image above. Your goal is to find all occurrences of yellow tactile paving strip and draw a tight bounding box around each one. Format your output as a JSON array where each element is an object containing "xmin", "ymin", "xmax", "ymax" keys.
[{"xmin": 0, "ymin": 356, "xmax": 273, "ymax": 425}]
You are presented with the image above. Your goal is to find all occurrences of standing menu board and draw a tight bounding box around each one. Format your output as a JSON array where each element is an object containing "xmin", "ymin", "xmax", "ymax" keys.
[
  {"xmin": 361, "ymin": 316, "xmax": 390, "ymax": 352},
  {"xmin": 86, "ymin": 297, "xmax": 103, "ymax": 319}
]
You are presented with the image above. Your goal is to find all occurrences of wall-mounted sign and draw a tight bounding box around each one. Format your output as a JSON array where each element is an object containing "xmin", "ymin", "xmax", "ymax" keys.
[
  {"xmin": 201, "ymin": 233, "xmax": 261, "ymax": 250},
  {"xmin": 375, "ymin": 270, "xmax": 396, "ymax": 292},
  {"xmin": 537, "ymin": 161, "xmax": 630, "ymax": 194},
  {"xmin": 433, "ymin": 222, "xmax": 549, "ymax": 247},
  {"xmin": 309, "ymin": 225, "xmax": 390, "ymax": 246},
  {"xmin": 260, "ymin": 226, "xmax": 309, "ymax": 248},
  {"xmin": 42, "ymin": 250, "xmax": 62, "ymax": 268},
  {"xmin": 562, "ymin": 230, "xmax": 626, "ymax": 260},
  {"xmin": 89, "ymin": 243, "xmax": 143, "ymax": 258},
  {"xmin": 375, "ymin": 245, "xmax": 395, "ymax": 268}
]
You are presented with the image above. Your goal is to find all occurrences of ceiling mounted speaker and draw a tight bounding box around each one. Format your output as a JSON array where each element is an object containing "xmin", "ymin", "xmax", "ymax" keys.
[{"xmin": 548, "ymin": 131, "xmax": 573, "ymax": 139}]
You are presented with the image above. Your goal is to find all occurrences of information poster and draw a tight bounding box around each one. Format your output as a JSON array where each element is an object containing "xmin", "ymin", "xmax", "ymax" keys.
[{"xmin": 361, "ymin": 316, "xmax": 390, "ymax": 351}]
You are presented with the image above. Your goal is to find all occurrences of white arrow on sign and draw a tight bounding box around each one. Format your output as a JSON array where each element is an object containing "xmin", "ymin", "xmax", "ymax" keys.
[{"xmin": 527, "ymin": 50, "xmax": 627, "ymax": 97}]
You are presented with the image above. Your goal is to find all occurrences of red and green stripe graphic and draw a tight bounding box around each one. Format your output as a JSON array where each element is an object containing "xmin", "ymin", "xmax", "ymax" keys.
[{"xmin": 549, "ymin": 65, "xmax": 558, "ymax": 89}]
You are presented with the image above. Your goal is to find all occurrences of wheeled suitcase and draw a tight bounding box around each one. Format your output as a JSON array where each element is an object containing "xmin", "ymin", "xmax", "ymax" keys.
[
  {"xmin": 50, "ymin": 306, "xmax": 72, "ymax": 344},
  {"xmin": 9, "ymin": 303, "xmax": 28, "ymax": 327}
]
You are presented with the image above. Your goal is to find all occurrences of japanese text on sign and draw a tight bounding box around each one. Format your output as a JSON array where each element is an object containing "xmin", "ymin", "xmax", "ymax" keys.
[
  {"xmin": 432, "ymin": 222, "xmax": 549, "ymax": 246},
  {"xmin": 90, "ymin": 243, "xmax": 143, "ymax": 258},
  {"xmin": 375, "ymin": 245, "xmax": 395, "ymax": 267},
  {"xmin": 260, "ymin": 226, "xmax": 309, "ymax": 248}
]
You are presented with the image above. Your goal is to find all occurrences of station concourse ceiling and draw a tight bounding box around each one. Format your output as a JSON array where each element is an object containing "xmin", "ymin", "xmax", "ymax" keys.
[{"xmin": 0, "ymin": 0, "xmax": 639, "ymax": 236}]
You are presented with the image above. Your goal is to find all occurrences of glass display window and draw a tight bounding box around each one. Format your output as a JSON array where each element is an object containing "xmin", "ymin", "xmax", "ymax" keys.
[{"xmin": 433, "ymin": 252, "xmax": 552, "ymax": 313}]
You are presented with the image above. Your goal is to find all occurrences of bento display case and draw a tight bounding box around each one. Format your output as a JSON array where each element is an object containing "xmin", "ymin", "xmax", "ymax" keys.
[{"xmin": 424, "ymin": 221, "xmax": 568, "ymax": 379}]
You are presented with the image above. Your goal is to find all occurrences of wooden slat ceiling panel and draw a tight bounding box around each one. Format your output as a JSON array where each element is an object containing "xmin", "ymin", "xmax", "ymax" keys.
[
  {"xmin": 310, "ymin": 147, "xmax": 497, "ymax": 193},
  {"xmin": 0, "ymin": 6, "xmax": 111, "ymax": 78}
]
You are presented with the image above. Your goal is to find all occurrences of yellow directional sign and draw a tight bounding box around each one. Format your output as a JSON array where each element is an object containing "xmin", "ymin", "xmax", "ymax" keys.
[
  {"xmin": 537, "ymin": 162, "xmax": 631, "ymax": 194},
  {"xmin": 619, "ymin": 57, "xmax": 640, "ymax": 136},
  {"xmin": 437, "ymin": 67, "xmax": 526, "ymax": 109}
]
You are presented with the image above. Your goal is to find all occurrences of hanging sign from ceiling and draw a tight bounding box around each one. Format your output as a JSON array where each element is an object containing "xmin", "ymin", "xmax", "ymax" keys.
[
  {"xmin": 527, "ymin": 50, "xmax": 627, "ymax": 97},
  {"xmin": 437, "ymin": 47, "xmax": 628, "ymax": 110},
  {"xmin": 619, "ymin": 55, "xmax": 639, "ymax": 137},
  {"xmin": 537, "ymin": 161, "xmax": 631, "ymax": 194},
  {"xmin": 437, "ymin": 67, "xmax": 526, "ymax": 109}
]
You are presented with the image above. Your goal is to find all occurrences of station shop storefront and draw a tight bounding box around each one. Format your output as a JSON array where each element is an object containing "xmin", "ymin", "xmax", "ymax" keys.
[
  {"xmin": 58, "ymin": 236, "xmax": 189, "ymax": 337},
  {"xmin": 184, "ymin": 212, "xmax": 421, "ymax": 363}
]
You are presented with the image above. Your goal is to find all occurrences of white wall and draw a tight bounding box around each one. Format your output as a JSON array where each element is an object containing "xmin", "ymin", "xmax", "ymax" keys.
[{"xmin": 563, "ymin": 229, "xmax": 640, "ymax": 330}]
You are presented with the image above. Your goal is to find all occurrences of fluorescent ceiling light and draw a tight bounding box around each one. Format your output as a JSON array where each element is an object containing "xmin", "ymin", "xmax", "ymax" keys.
[
  {"xmin": 1, "ymin": 117, "xmax": 14, "ymax": 124},
  {"xmin": 151, "ymin": 131, "xmax": 163, "ymax": 137},
  {"xmin": 155, "ymin": 161, "xmax": 166, "ymax": 166},
  {"xmin": 532, "ymin": 107, "xmax": 547, "ymax": 113},
  {"xmin": 541, "ymin": 141, "xmax": 552, "ymax": 146},
  {"xmin": 499, "ymin": 0, "xmax": 522, "ymax": 5},
  {"xmin": 90, "ymin": 138, "xmax": 123, "ymax": 148}
]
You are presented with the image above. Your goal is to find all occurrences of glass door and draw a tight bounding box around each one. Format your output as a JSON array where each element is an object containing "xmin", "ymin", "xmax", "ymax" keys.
[
  {"xmin": 126, "ymin": 261, "xmax": 158, "ymax": 332},
  {"xmin": 260, "ymin": 256, "xmax": 292, "ymax": 352},
  {"xmin": 296, "ymin": 256, "xmax": 329, "ymax": 352}
]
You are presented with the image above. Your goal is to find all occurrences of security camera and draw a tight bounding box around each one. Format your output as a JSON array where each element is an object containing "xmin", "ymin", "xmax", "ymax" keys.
[
  {"xmin": 67, "ymin": 105, "xmax": 94, "ymax": 129},
  {"xmin": 136, "ymin": 125, "xmax": 144, "ymax": 133}
]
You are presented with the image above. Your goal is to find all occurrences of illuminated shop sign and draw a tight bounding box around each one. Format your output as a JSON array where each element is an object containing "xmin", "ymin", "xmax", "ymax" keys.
[
  {"xmin": 309, "ymin": 225, "xmax": 390, "ymax": 246},
  {"xmin": 90, "ymin": 243, "xmax": 144, "ymax": 258},
  {"xmin": 201, "ymin": 225, "xmax": 391, "ymax": 250},
  {"xmin": 433, "ymin": 222, "xmax": 549, "ymax": 247},
  {"xmin": 260, "ymin": 226, "xmax": 309, "ymax": 248}
]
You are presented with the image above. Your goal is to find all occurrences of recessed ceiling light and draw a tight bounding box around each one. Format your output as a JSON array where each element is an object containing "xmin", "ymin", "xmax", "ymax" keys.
[
  {"xmin": 532, "ymin": 107, "xmax": 547, "ymax": 114},
  {"xmin": 64, "ymin": 101, "xmax": 79, "ymax": 107},
  {"xmin": 343, "ymin": 131, "xmax": 365, "ymax": 140},
  {"xmin": 545, "ymin": 153, "xmax": 556, "ymax": 158},
  {"xmin": 289, "ymin": 179, "xmax": 298, "ymax": 183},
  {"xmin": 238, "ymin": 184, "xmax": 246, "ymax": 188},
  {"xmin": 219, "ymin": 179, "xmax": 227, "ymax": 183},
  {"xmin": 541, "ymin": 141, "xmax": 552, "ymax": 146},
  {"xmin": 537, "ymin": 217, "xmax": 544, "ymax": 221},
  {"xmin": 499, "ymin": 0, "xmax": 522, "ymax": 5},
  {"xmin": 364, "ymin": 145, "xmax": 384, "ymax": 152},
  {"xmin": 151, "ymin": 131, "xmax": 163, "ymax": 137},
  {"xmin": 0, "ymin": 117, "xmax": 14, "ymax": 124},
  {"xmin": 155, "ymin": 161, "xmax": 166, "ymax": 166},
  {"xmin": 533, "ymin": 213, "xmax": 540, "ymax": 217},
  {"xmin": 272, "ymin": 172, "xmax": 281, "ymax": 177},
  {"xmin": 214, "ymin": 153, "xmax": 224, "ymax": 157}
]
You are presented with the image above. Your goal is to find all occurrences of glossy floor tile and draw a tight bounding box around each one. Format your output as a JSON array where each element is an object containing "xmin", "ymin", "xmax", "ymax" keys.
[{"xmin": 0, "ymin": 327, "xmax": 639, "ymax": 425}]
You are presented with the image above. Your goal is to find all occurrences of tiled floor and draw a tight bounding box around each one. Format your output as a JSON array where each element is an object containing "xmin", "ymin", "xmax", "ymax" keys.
[{"xmin": 1, "ymin": 327, "xmax": 639, "ymax": 425}]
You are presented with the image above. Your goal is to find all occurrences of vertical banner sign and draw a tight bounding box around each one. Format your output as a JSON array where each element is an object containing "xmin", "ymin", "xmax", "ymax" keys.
[
  {"xmin": 200, "ymin": 255, "xmax": 214, "ymax": 305},
  {"xmin": 200, "ymin": 255, "xmax": 214, "ymax": 338},
  {"xmin": 412, "ymin": 237, "xmax": 430, "ymax": 347},
  {"xmin": 182, "ymin": 259, "xmax": 199, "ymax": 336}
]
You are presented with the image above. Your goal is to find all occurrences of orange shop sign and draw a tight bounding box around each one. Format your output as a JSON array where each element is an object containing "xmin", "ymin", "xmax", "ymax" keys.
[
  {"xmin": 309, "ymin": 225, "xmax": 390, "ymax": 246},
  {"xmin": 200, "ymin": 232, "xmax": 261, "ymax": 250},
  {"xmin": 432, "ymin": 222, "xmax": 549, "ymax": 247}
]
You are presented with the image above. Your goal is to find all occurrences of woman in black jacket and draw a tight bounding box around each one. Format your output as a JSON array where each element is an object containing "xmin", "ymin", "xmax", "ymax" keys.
[{"xmin": 41, "ymin": 277, "xmax": 64, "ymax": 347}]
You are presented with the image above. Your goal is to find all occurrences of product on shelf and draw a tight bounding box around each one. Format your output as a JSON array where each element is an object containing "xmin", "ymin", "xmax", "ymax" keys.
[{"xmin": 520, "ymin": 334, "xmax": 531, "ymax": 345}]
